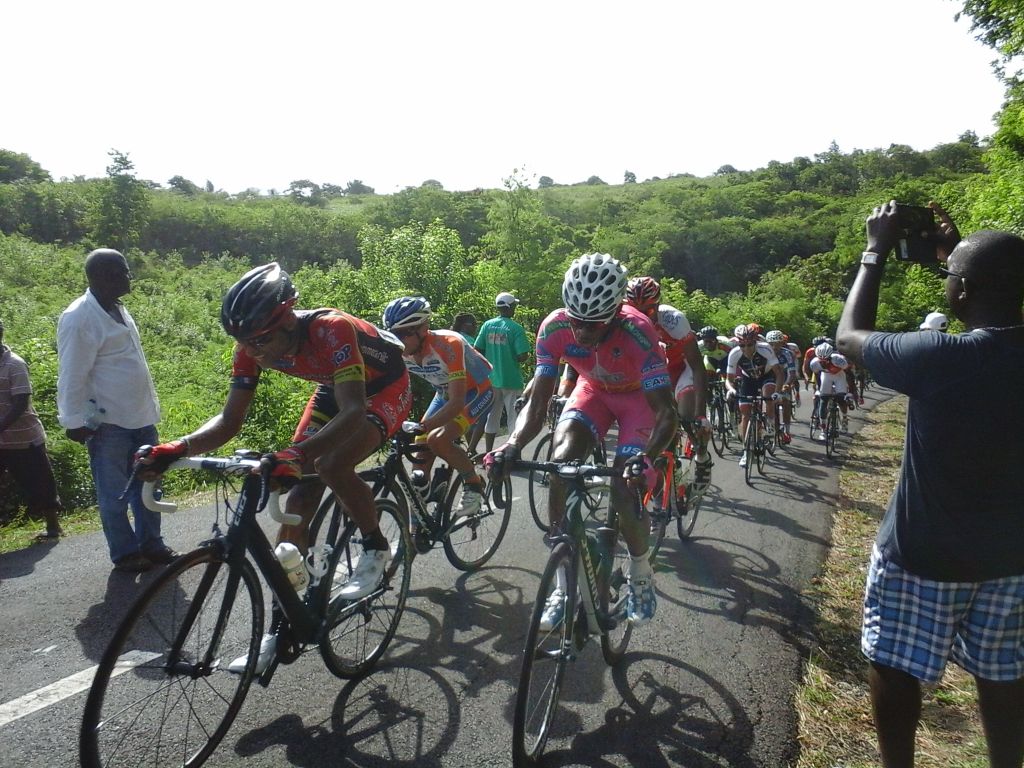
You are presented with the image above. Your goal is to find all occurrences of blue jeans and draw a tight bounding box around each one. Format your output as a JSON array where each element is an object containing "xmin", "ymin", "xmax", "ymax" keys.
[{"xmin": 87, "ymin": 424, "xmax": 163, "ymax": 563}]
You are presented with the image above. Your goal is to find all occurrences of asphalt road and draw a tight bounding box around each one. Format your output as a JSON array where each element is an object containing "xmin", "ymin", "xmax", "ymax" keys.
[{"xmin": 0, "ymin": 386, "xmax": 892, "ymax": 767}]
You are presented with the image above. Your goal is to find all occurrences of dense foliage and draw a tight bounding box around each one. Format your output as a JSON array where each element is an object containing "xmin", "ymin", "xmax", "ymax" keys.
[{"xmin": 1, "ymin": 0, "xmax": 1021, "ymax": 518}]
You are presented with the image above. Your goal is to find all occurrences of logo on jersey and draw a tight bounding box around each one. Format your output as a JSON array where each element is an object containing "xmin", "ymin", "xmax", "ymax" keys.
[
  {"xmin": 643, "ymin": 374, "xmax": 671, "ymax": 390},
  {"xmin": 563, "ymin": 343, "xmax": 591, "ymax": 358},
  {"xmin": 622, "ymin": 321, "xmax": 653, "ymax": 351},
  {"xmin": 332, "ymin": 344, "xmax": 353, "ymax": 366}
]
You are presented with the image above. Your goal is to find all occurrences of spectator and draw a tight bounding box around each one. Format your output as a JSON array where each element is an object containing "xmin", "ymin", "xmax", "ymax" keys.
[
  {"xmin": 0, "ymin": 317, "xmax": 64, "ymax": 542},
  {"xmin": 451, "ymin": 312, "xmax": 478, "ymax": 345},
  {"xmin": 470, "ymin": 292, "xmax": 531, "ymax": 453},
  {"xmin": 919, "ymin": 310, "xmax": 949, "ymax": 332},
  {"xmin": 57, "ymin": 249, "xmax": 176, "ymax": 573},
  {"xmin": 837, "ymin": 200, "xmax": 1024, "ymax": 768}
]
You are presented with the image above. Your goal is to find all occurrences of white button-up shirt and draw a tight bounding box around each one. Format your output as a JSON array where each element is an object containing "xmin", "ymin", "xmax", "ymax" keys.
[{"xmin": 57, "ymin": 289, "xmax": 160, "ymax": 430}]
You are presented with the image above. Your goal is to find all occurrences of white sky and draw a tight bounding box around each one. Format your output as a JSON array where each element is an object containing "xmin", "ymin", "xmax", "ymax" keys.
[{"xmin": 3, "ymin": 0, "xmax": 1007, "ymax": 193}]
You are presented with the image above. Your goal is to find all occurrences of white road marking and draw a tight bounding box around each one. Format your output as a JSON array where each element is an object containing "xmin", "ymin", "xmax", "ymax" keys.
[
  {"xmin": 0, "ymin": 650, "xmax": 161, "ymax": 728},
  {"xmin": 32, "ymin": 645, "xmax": 58, "ymax": 655}
]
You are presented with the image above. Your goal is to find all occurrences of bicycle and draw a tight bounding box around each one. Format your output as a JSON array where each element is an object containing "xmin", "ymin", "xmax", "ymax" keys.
[
  {"xmin": 646, "ymin": 420, "xmax": 707, "ymax": 554},
  {"xmin": 326, "ymin": 421, "xmax": 513, "ymax": 571},
  {"xmin": 527, "ymin": 396, "xmax": 609, "ymax": 533},
  {"xmin": 818, "ymin": 393, "xmax": 844, "ymax": 459},
  {"xmin": 707, "ymin": 378, "xmax": 734, "ymax": 458},
  {"xmin": 741, "ymin": 394, "xmax": 774, "ymax": 484},
  {"xmin": 80, "ymin": 450, "xmax": 412, "ymax": 768},
  {"xmin": 505, "ymin": 456, "xmax": 635, "ymax": 767}
]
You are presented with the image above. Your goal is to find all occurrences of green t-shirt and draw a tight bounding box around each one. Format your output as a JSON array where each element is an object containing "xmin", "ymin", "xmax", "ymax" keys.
[{"xmin": 474, "ymin": 316, "xmax": 530, "ymax": 389}]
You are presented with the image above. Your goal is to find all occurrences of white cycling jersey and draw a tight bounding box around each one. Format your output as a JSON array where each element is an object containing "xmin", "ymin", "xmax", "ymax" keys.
[{"xmin": 810, "ymin": 354, "xmax": 850, "ymax": 395}]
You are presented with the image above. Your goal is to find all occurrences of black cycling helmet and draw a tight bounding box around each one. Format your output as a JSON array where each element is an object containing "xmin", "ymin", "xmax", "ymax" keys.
[
  {"xmin": 221, "ymin": 262, "xmax": 298, "ymax": 338},
  {"xmin": 698, "ymin": 325, "xmax": 718, "ymax": 340}
]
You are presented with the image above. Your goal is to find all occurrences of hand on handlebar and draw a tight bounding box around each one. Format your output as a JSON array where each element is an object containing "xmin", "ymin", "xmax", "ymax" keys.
[
  {"xmin": 484, "ymin": 443, "xmax": 519, "ymax": 481},
  {"xmin": 134, "ymin": 440, "xmax": 188, "ymax": 480},
  {"xmin": 621, "ymin": 453, "xmax": 650, "ymax": 491},
  {"xmin": 260, "ymin": 445, "xmax": 306, "ymax": 489}
]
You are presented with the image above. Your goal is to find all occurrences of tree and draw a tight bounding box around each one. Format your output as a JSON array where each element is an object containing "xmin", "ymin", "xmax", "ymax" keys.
[
  {"xmin": 714, "ymin": 164, "xmax": 739, "ymax": 176},
  {"xmin": 344, "ymin": 179, "xmax": 375, "ymax": 195},
  {"xmin": 167, "ymin": 175, "xmax": 200, "ymax": 196},
  {"xmin": 88, "ymin": 149, "xmax": 150, "ymax": 252},
  {"xmin": 584, "ymin": 176, "xmax": 606, "ymax": 185},
  {"xmin": 421, "ymin": 179, "xmax": 444, "ymax": 190},
  {"xmin": 320, "ymin": 183, "xmax": 345, "ymax": 198},
  {"xmin": 538, "ymin": 176, "xmax": 555, "ymax": 188},
  {"xmin": 958, "ymin": 0, "xmax": 1024, "ymax": 74},
  {"xmin": 624, "ymin": 170, "xmax": 637, "ymax": 184},
  {"xmin": 287, "ymin": 179, "xmax": 326, "ymax": 207},
  {"xmin": 205, "ymin": 181, "xmax": 215, "ymax": 193},
  {"xmin": 0, "ymin": 150, "xmax": 51, "ymax": 183}
]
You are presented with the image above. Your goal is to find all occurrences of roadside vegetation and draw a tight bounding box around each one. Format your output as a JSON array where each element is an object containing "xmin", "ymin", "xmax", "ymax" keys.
[{"xmin": 796, "ymin": 396, "xmax": 985, "ymax": 767}]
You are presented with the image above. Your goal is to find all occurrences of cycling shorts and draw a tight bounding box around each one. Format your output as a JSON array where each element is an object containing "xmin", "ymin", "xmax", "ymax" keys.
[
  {"xmin": 293, "ymin": 370, "xmax": 413, "ymax": 444},
  {"xmin": 737, "ymin": 374, "xmax": 776, "ymax": 403},
  {"xmin": 560, "ymin": 377, "xmax": 654, "ymax": 458},
  {"xmin": 673, "ymin": 365, "xmax": 695, "ymax": 400},
  {"xmin": 862, "ymin": 544, "xmax": 1024, "ymax": 683},
  {"xmin": 423, "ymin": 382, "xmax": 494, "ymax": 437}
]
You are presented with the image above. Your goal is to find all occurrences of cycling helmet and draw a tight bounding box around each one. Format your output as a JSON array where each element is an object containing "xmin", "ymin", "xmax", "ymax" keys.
[
  {"xmin": 920, "ymin": 311, "xmax": 949, "ymax": 331},
  {"xmin": 748, "ymin": 322, "xmax": 763, "ymax": 336},
  {"xmin": 815, "ymin": 342, "xmax": 834, "ymax": 360},
  {"xmin": 221, "ymin": 262, "xmax": 298, "ymax": 338},
  {"xmin": 698, "ymin": 325, "xmax": 719, "ymax": 340},
  {"xmin": 766, "ymin": 330, "xmax": 784, "ymax": 343},
  {"xmin": 733, "ymin": 324, "xmax": 757, "ymax": 343},
  {"xmin": 382, "ymin": 296, "xmax": 432, "ymax": 331},
  {"xmin": 625, "ymin": 276, "xmax": 661, "ymax": 312},
  {"xmin": 562, "ymin": 253, "xmax": 628, "ymax": 321},
  {"xmin": 811, "ymin": 336, "xmax": 826, "ymax": 347}
]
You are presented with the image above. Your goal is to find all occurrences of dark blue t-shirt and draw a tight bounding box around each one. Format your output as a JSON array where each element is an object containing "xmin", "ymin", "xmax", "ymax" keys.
[{"xmin": 864, "ymin": 326, "xmax": 1024, "ymax": 581}]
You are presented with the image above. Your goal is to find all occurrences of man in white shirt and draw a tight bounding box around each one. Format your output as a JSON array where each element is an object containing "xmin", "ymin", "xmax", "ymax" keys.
[{"xmin": 57, "ymin": 249, "xmax": 175, "ymax": 572}]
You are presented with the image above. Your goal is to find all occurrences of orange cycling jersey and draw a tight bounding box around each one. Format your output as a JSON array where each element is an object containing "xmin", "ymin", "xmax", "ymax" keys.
[{"xmin": 230, "ymin": 309, "xmax": 407, "ymax": 395}]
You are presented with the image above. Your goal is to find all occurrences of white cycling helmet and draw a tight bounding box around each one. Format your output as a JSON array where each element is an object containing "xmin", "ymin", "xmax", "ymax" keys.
[
  {"xmin": 766, "ymin": 330, "xmax": 784, "ymax": 343},
  {"xmin": 919, "ymin": 311, "xmax": 949, "ymax": 332},
  {"xmin": 562, "ymin": 253, "xmax": 628, "ymax": 322},
  {"xmin": 814, "ymin": 342, "xmax": 834, "ymax": 359}
]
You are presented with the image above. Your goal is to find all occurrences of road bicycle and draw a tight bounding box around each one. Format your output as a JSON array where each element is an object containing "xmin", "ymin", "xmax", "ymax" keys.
[
  {"xmin": 741, "ymin": 394, "xmax": 775, "ymax": 484},
  {"xmin": 80, "ymin": 451, "xmax": 412, "ymax": 768},
  {"xmin": 817, "ymin": 393, "xmax": 845, "ymax": 459},
  {"xmin": 707, "ymin": 379, "xmax": 734, "ymax": 458},
  {"xmin": 527, "ymin": 396, "xmax": 608, "ymax": 533},
  {"xmin": 326, "ymin": 421, "xmax": 513, "ymax": 572},
  {"xmin": 505, "ymin": 456, "xmax": 634, "ymax": 767},
  {"xmin": 646, "ymin": 420, "xmax": 708, "ymax": 555}
]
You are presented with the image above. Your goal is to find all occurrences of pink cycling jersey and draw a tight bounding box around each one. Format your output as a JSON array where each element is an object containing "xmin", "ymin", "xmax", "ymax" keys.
[{"xmin": 535, "ymin": 305, "xmax": 670, "ymax": 455}]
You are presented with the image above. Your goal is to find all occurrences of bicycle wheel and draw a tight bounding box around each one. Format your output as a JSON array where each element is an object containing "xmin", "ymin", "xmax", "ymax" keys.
[
  {"xmin": 528, "ymin": 433, "xmax": 554, "ymax": 533},
  {"xmin": 764, "ymin": 408, "xmax": 777, "ymax": 458},
  {"xmin": 81, "ymin": 547, "xmax": 262, "ymax": 768},
  {"xmin": 756, "ymin": 422, "xmax": 768, "ymax": 475},
  {"xmin": 676, "ymin": 453, "xmax": 702, "ymax": 539},
  {"xmin": 709, "ymin": 399, "xmax": 727, "ymax": 457},
  {"xmin": 646, "ymin": 472, "xmax": 668, "ymax": 564},
  {"xmin": 513, "ymin": 542, "xmax": 577, "ymax": 767},
  {"xmin": 743, "ymin": 418, "xmax": 756, "ymax": 485},
  {"xmin": 320, "ymin": 498, "xmax": 411, "ymax": 679},
  {"xmin": 825, "ymin": 405, "xmax": 839, "ymax": 459},
  {"xmin": 599, "ymin": 530, "xmax": 633, "ymax": 665},
  {"xmin": 442, "ymin": 473, "xmax": 513, "ymax": 571}
]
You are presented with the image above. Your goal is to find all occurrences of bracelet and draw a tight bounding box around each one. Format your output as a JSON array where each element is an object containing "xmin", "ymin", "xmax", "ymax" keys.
[
  {"xmin": 861, "ymin": 251, "xmax": 881, "ymax": 265},
  {"xmin": 179, "ymin": 436, "xmax": 191, "ymax": 456}
]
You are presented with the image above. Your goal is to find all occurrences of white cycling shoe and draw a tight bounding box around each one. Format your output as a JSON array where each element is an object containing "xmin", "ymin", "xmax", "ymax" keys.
[
  {"xmin": 538, "ymin": 588, "xmax": 567, "ymax": 631},
  {"xmin": 227, "ymin": 633, "xmax": 275, "ymax": 675},
  {"xmin": 337, "ymin": 549, "xmax": 389, "ymax": 600}
]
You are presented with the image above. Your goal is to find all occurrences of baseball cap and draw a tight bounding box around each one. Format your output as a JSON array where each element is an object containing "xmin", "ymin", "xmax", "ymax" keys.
[
  {"xmin": 919, "ymin": 311, "xmax": 949, "ymax": 331},
  {"xmin": 495, "ymin": 292, "xmax": 520, "ymax": 307}
]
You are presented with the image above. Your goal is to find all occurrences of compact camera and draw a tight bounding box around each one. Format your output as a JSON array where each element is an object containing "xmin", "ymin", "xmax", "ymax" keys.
[{"xmin": 893, "ymin": 204, "xmax": 938, "ymax": 264}]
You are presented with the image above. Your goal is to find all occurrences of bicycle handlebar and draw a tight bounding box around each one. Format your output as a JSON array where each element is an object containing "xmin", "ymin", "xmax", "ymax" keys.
[
  {"xmin": 140, "ymin": 456, "xmax": 296, "ymax": 524},
  {"xmin": 505, "ymin": 457, "xmax": 621, "ymax": 479}
]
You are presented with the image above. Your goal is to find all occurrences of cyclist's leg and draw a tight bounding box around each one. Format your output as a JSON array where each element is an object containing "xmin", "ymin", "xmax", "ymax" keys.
[{"xmin": 674, "ymin": 369, "xmax": 712, "ymax": 496}]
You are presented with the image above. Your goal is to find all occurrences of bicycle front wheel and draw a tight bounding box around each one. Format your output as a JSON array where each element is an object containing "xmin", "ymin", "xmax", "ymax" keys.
[
  {"xmin": 709, "ymin": 399, "xmax": 727, "ymax": 457},
  {"xmin": 81, "ymin": 547, "xmax": 263, "ymax": 768},
  {"xmin": 676, "ymin": 455, "xmax": 702, "ymax": 539},
  {"xmin": 320, "ymin": 497, "xmax": 411, "ymax": 679},
  {"xmin": 527, "ymin": 433, "xmax": 554, "ymax": 533},
  {"xmin": 756, "ymin": 416, "xmax": 769, "ymax": 475},
  {"xmin": 825, "ymin": 405, "xmax": 839, "ymax": 459},
  {"xmin": 442, "ymin": 473, "xmax": 512, "ymax": 571},
  {"xmin": 743, "ymin": 419, "xmax": 756, "ymax": 485},
  {"xmin": 599, "ymin": 530, "xmax": 633, "ymax": 665},
  {"xmin": 513, "ymin": 542, "xmax": 577, "ymax": 767}
]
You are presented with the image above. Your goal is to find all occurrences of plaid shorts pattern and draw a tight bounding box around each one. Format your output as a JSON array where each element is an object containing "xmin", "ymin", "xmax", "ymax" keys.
[{"xmin": 861, "ymin": 545, "xmax": 1024, "ymax": 683}]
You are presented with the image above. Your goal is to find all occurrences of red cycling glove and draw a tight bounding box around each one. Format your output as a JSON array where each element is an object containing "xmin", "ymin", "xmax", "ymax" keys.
[
  {"xmin": 263, "ymin": 445, "xmax": 306, "ymax": 488},
  {"xmin": 135, "ymin": 440, "xmax": 188, "ymax": 473}
]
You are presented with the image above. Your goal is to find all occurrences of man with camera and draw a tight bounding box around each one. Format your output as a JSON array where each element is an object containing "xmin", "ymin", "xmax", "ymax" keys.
[{"xmin": 837, "ymin": 200, "xmax": 1024, "ymax": 768}]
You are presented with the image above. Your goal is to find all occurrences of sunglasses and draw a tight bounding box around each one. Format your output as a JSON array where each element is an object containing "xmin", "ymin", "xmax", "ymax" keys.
[
  {"xmin": 937, "ymin": 266, "xmax": 966, "ymax": 281},
  {"xmin": 568, "ymin": 317, "xmax": 610, "ymax": 332},
  {"xmin": 395, "ymin": 327, "xmax": 421, "ymax": 338},
  {"xmin": 241, "ymin": 330, "xmax": 276, "ymax": 349}
]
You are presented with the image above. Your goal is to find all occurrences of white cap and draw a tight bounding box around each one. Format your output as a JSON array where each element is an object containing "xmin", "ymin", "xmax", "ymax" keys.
[
  {"xmin": 495, "ymin": 292, "xmax": 520, "ymax": 307},
  {"xmin": 919, "ymin": 311, "xmax": 949, "ymax": 331}
]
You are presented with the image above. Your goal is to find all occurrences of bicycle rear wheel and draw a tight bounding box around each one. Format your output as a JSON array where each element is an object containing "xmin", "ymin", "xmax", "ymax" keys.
[
  {"xmin": 825, "ymin": 405, "xmax": 839, "ymax": 459},
  {"xmin": 527, "ymin": 433, "xmax": 554, "ymax": 533},
  {"xmin": 676, "ymin": 455, "xmax": 702, "ymax": 539},
  {"xmin": 442, "ymin": 473, "xmax": 513, "ymax": 571},
  {"xmin": 513, "ymin": 542, "xmax": 577, "ymax": 767},
  {"xmin": 320, "ymin": 498, "xmax": 411, "ymax": 679},
  {"xmin": 599, "ymin": 529, "xmax": 633, "ymax": 665},
  {"xmin": 756, "ymin": 415, "xmax": 769, "ymax": 475},
  {"xmin": 743, "ymin": 418, "xmax": 756, "ymax": 486},
  {"xmin": 81, "ymin": 547, "xmax": 262, "ymax": 768}
]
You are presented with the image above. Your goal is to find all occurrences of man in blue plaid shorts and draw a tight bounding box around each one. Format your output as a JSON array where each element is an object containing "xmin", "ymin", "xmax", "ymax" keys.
[{"xmin": 838, "ymin": 201, "xmax": 1024, "ymax": 768}]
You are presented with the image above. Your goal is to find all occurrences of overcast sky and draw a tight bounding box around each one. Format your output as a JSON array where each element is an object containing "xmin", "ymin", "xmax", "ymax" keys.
[{"xmin": 3, "ymin": 0, "xmax": 1006, "ymax": 193}]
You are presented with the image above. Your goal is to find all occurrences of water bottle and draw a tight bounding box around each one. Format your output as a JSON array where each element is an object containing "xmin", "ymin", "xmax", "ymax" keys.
[
  {"xmin": 84, "ymin": 398, "xmax": 106, "ymax": 430},
  {"xmin": 275, "ymin": 542, "xmax": 309, "ymax": 594}
]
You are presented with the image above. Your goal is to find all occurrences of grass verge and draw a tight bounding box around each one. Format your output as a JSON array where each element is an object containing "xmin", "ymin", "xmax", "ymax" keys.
[{"xmin": 795, "ymin": 395, "xmax": 988, "ymax": 768}]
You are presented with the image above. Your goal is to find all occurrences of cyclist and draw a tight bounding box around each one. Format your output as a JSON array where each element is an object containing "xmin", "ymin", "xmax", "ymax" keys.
[
  {"xmin": 698, "ymin": 325, "xmax": 733, "ymax": 381},
  {"xmin": 784, "ymin": 335, "xmax": 805, "ymax": 405},
  {"xmin": 766, "ymin": 330, "xmax": 797, "ymax": 443},
  {"xmin": 725, "ymin": 324, "xmax": 785, "ymax": 467},
  {"xmin": 487, "ymin": 254, "xmax": 678, "ymax": 628},
  {"xmin": 381, "ymin": 296, "xmax": 493, "ymax": 516},
  {"xmin": 809, "ymin": 342, "xmax": 854, "ymax": 438},
  {"xmin": 803, "ymin": 335, "xmax": 827, "ymax": 391},
  {"xmin": 139, "ymin": 263, "xmax": 412, "ymax": 673},
  {"xmin": 624, "ymin": 276, "xmax": 712, "ymax": 497}
]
